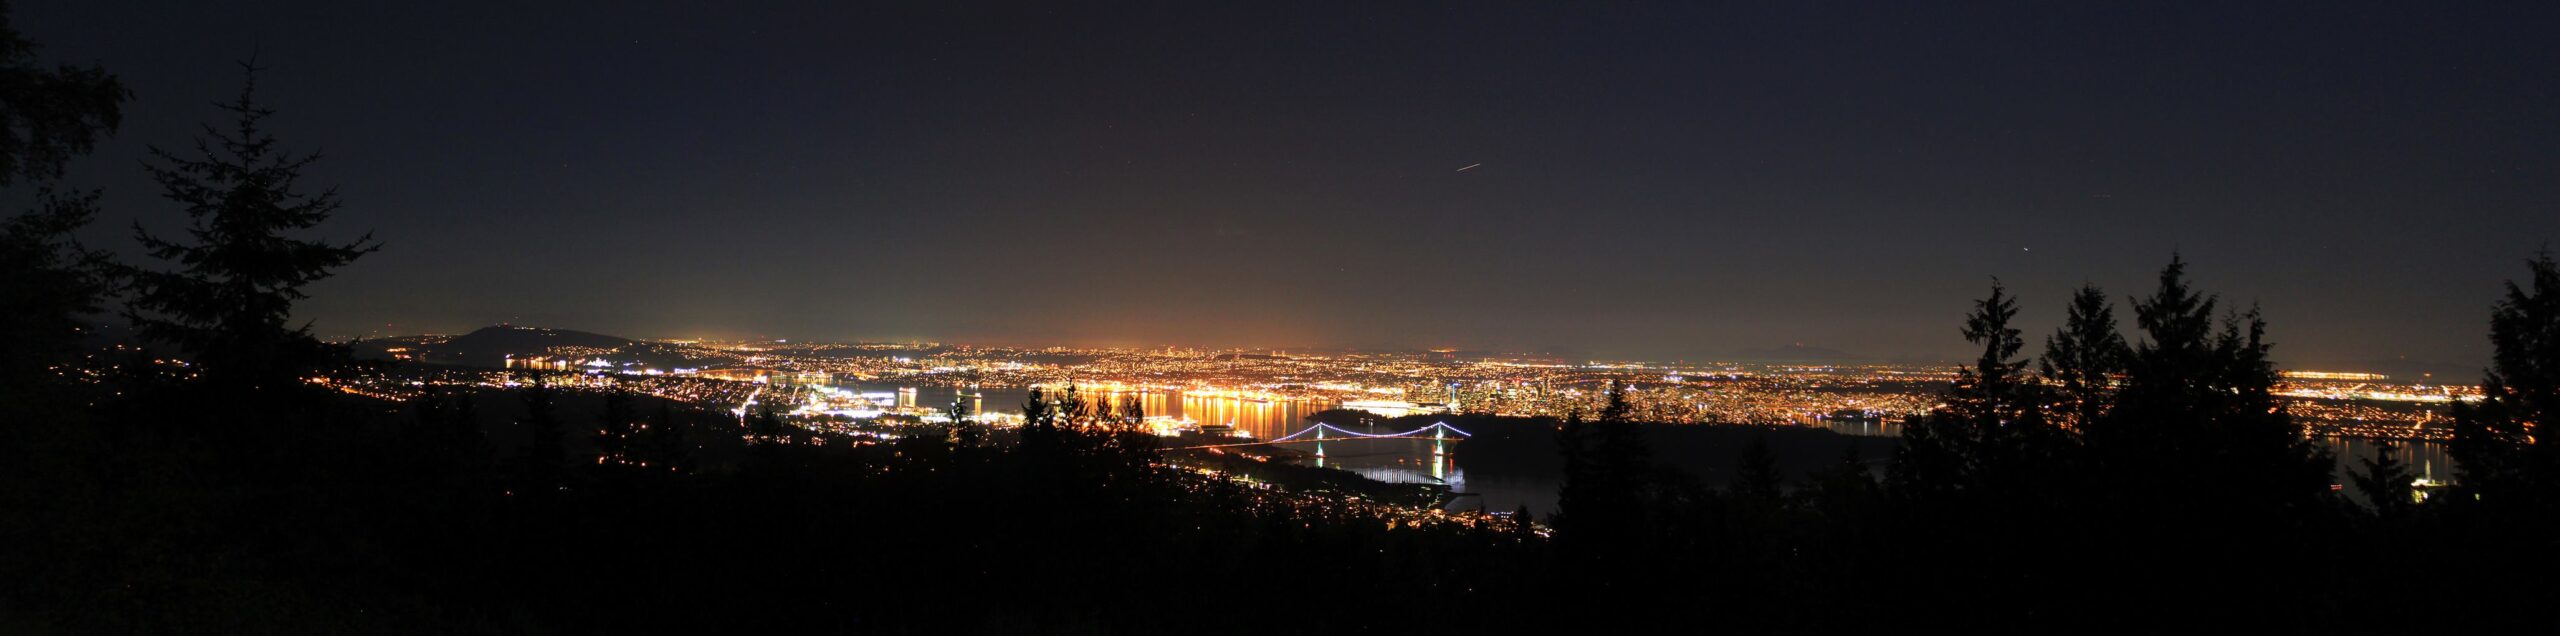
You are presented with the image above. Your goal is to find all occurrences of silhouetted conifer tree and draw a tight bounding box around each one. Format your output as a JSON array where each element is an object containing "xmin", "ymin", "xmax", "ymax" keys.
[
  {"xmin": 1953, "ymin": 282, "xmax": 2035, "ymax": 418},
  {"xmin": 517, "ymin": 374, "xmax": 564, "ymax": 494},
  {"xmin": 1118, "ymin": 393, "xmax": 1144, "ymax": 432},
  {"xmin": 595, "ymin": 387, "xmax": 636, "ymax": 466},
  {"xmin": 748, "ymin": 401, "xmax": 786, "ymax": 444},
  {"xmin": 123, "ymin": 61, "xmax": 377, "ymax": 392},
  {"xmin": 402, "ymin": 384, "xmax": 492, "ymax": 497},
  {"xmin": 1056, "ymin": 383, "xmax": 1088, "ymax": 429},
  {"xmin": 2093, "ymin": 257, "xmax": 2330, "ymax": 516},
  {"xmin": 1732, "ymin": 434, "xmax": 1785, "ymax": 507},
  {"xmin": 1551, "ymin": 409, "xmax": 1589, "ymax": 519},
  {"xmin": 2351, "ymin": 440, "xmax": 2415, "ymax": 518},
  {"xmin": 2041, "ymin": 284, "xmax": 2128, "ymax": 428},
  {"xmin": 2448, "ymin": 253, "xmax": 2560, "ymax": 517},
  {"xmin": 642, "ymin": 400, "xmax": 689, "ymax": 472},
  {"xmin": 0, "ymin": 7, "xmax": 125, "ymax": 397},
  {"xmin": 1553, "ymin": 381, "xmax": 1654, "ymax": 561},
  {"xmin": 2429, "ymin": 253, "xmax": 2560, "ymax": 624},
  {"xmin": 453, "ymin": 384, "xmax": 481, "ymax": 436},
  {"xmin": 2058, "ymin": 258, "xmax": 2333, "ymax": 624},
  {"xmin": 0, "ymin": 3, "xmax": 126, "ymax": 183},
  {"xmin": 1892, "ymin": 282, "xmax": 2055, "ymax": 500},
  {"xmin": 1807, "ymin": 446, "xmax": 1878, "ymax": 520},
  {"xmin": 409, "ymin": 384, "xmax": 483, "ymax": 449},
  {"xmin": 1020, "ymin": 385, "xmax": 1053, "ymax": 439},
  {"xmin": 0, "ymin": 189, "xmax": 112, "ymax": 391}
]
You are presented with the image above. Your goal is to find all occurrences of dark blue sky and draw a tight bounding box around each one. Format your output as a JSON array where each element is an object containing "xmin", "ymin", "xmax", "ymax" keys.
[{"xmin": 19, "ymin": 1, "xmax": 2560, "ymax": 368}]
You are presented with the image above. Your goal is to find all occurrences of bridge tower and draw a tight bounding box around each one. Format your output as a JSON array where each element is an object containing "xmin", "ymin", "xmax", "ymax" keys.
[
  {"xmin": 1314, "ymin": 425, "xmax": 1326, "ymax": 468},
  {"xmin": 1432, "ymin": 422, "xmax": 1448, "ymax": 479}
]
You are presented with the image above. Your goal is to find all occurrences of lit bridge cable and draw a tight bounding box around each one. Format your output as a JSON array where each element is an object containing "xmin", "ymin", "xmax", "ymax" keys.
[{"xmin": 1176, "ymin": 421, "xmax": 1472, "ymax": 449}]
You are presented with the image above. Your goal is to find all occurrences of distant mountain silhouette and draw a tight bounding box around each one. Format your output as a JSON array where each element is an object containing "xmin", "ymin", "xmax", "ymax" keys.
[
  {"xmin": 353, "ymin": 325, "xmax": 657, "ymax": 368},
  {"xmin": 444, "ymin": 325, "xmax": 637, "ymax": 361},
  {"xmin": 1721, "ymin": 343, "xmax": 1861, "ymax": 363}
]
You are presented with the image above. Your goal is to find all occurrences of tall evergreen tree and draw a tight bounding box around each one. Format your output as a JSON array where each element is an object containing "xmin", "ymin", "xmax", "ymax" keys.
[
  {"xmin": 409, "ymin": 384, "xmax": 484, "ymax": 452},
  {"xmin": 595, "ymin": 387, "xmax": 636, "ymax": 466},
  {"xmin": 0, "ymin": 1, "xmax": 127, "ymax": 184},
  {"xmin": 642, "ymin": 400, "xmax": 689, "ymax": 472},
  {"xmin": 2098, "ymin": 259, "xmax": 2330, "ymax": 515},
  {"xmin": 1020, "ymin": 386, "xmax": 1052, "ymax": 431},
  {"xmin": 1118, "ymin": 393, "xmax": 1144, "ymax": 432},
  {"xmin": 1055, "ymin": 383, "xmax": 1088, "ymax": 429},
  {"xmin": 2040, "ymin": 284, "xmax": 2128, "ymax": 429},
  {"xmin": 1551, "ymin": 408, "xmax": 1591, "ymax": 528},
  {"xmin": 1951, "ymin": 281, "xmax": 2034, "ymax": 424},
  {"xmin": 453, "ymin": 384, "xmax": 482, "ymax": 440},
  {"xmin": 2350, "ymin": 441, "xmax": 2415, "ymax": 518},
  {"xmin": 748, "ymin": 401, "xmax": 787, "ymax": 444},
  {"xmin": 1807, "ymin": 446, "xmax": 1879, "ymax": 522},
  {"xmin": 2073, "ymin": 258, "xmax": 2333, "ymax": 621},
  {"xmin": 1731, "ymin": 434, "xmax": 1785, "ymax": 508},
  {"xmin": 1090, "ymin": 393, "xmax": 1116, "ymax": 430},
  {"xmin": 1892, "ymin": 282, "xmax": 2055, "ymax": 500},
  {"xmin": 2447, "ymin": 253, "xmax": 2560, "ymax": 515},
  {"xmin": 1553, "ymin": 381, "xmax": 1653, "ymax": 556},
  {"xmin": 2435, "ymin": 252, "xmax": 2560, "ymax": 624},
  {"xmin": 0, "ymin": 189, "xmax": 111, "ymax": 390},
  {"xmin": 123, "ymin": 61, "xmax": 377, "ymax": 392},
  {"xmin": 0, "ymin": 4, "xmax": 126, "ymax": 396},
  {"xmin": 2088, "ymin": 256, "xmax": 2334, "ymax": 500},
  {"xmin": 517, "ymin": 374, "xmax": 565, "ymax": 494},
  {"xmin": 403, "ymin": 384, "xmax": 491, "ymax": 492}
]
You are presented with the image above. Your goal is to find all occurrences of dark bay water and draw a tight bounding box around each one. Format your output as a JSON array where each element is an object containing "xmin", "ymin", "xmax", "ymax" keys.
[{"xmin": 847, "ymin": 384, "xmax": 2447, "ymax": 512}]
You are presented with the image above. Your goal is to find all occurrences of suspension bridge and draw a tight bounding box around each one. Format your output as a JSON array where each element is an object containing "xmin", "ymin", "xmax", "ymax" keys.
[{"xmin": 1167, "ymin": 421, "xmax": 1472, "ymax": 450}]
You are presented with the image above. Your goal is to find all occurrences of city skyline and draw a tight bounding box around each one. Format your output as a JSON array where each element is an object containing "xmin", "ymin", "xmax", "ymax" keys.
[
  {"xmin": 341, "ymin": 319, "xmax": 2491, "ymax": 381},
  {"xmin": 18, "ymin": 2, "xmax": 2557, "ymax": 365}
]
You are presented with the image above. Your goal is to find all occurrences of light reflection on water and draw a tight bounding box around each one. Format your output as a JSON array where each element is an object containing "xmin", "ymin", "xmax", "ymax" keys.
[
  {"xmin": 1299, "ymin": 437, "xmax": 1455, "ymax": 484},
  {"xmin": 850, "ymin": 384, "xmax": 2456, "ymax": 511},
  {"xmin": 833, "ymin": 384, "xmax": 1336, "ymax": 440}
]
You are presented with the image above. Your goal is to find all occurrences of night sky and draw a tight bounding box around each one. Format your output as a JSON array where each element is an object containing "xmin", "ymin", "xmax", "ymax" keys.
[{"xmin": 20, "ymin": 2, "xmax": 2560, "ymax": 368}]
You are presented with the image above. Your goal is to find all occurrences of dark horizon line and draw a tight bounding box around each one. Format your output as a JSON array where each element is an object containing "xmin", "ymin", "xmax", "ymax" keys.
[{"xmin": 313, "ymin": 320, "xmax": 2495, "ymax": 375}]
